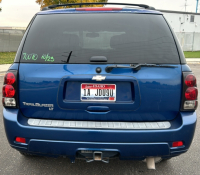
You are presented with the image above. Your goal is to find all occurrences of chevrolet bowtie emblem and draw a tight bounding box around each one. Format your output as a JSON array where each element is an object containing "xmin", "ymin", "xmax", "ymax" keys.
[{"xmin": 92, "ymin": 75, "xmax": 106, "ymax": 81}]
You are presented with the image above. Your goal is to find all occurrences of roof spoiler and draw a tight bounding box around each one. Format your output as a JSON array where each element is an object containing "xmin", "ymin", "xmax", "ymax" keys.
[{"xmin": 42, "ymin": 3, "xmax": 156, "ymax": 11}]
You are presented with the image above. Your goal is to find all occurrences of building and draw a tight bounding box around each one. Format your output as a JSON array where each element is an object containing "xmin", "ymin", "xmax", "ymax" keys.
[
  {"xmin": 160, "ymin": 10, "xmax": 200, "ymax": 33},
  {"xmin": 158, "ymin": 10, "xmax": 200, "ymax": 51}
]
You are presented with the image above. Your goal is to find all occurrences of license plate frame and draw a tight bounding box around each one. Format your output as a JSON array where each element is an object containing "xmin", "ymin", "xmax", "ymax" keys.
[{"xmin": 80, "ymin": 83, "xmax": 116, "ymax": 102}]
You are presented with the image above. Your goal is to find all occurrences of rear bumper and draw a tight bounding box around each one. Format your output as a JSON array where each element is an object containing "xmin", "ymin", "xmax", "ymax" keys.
[{"xmin": 3, "ymin": 108, "xmax": 196, "ymax": 160}]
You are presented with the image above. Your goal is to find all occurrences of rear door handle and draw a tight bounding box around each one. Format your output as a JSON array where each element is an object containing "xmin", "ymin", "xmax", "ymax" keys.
[{"xmin": 87, "ymin": 106, "xmax": 110, "ymax": 113}]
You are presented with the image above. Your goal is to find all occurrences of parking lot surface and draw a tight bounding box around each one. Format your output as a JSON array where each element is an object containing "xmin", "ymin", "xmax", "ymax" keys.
[{"xmin": 0, "ymin": 64, "xmax": 199, "ymax": 175}]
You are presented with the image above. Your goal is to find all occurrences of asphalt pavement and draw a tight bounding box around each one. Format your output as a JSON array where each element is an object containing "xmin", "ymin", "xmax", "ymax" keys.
[{"xmin": 0, "ymin": 64, "xmax": 199, "ymax": 175}]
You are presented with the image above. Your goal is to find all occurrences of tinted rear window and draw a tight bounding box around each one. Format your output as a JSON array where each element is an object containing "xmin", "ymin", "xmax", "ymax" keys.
[{"xmin": 21, "ymin": 13, "xmax": 180, "ymax": 64}]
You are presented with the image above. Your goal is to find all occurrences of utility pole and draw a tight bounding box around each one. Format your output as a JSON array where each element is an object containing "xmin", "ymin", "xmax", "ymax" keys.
[
  {"xmin": 184, "ymin": 0, "xmax": 187, "ymax": 12},
  {"xmin": 196, "ymin": 0, "xmax": 199, "ymax": 13}
]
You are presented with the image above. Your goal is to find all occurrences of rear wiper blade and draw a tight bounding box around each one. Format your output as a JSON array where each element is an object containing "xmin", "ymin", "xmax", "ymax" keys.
[
  {"xmin": 105, "ymin": 64, "xmax": 178, "ymax": 73},
  {"xmin": 61, "ymin": 51, "xmax": 73, "ymax": 63}
]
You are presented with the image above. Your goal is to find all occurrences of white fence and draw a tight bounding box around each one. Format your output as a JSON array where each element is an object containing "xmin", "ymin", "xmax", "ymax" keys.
[
  {"xmin": 175, "ymin": 32, "xmax": 200, "ymax": 51},
  {"xmin": 0, "ymin": 29, "xmax": 25, "ymax": 52},
  {"xmin": 0, "ymin": 29, "xmax": 199, "ymax": 52}
]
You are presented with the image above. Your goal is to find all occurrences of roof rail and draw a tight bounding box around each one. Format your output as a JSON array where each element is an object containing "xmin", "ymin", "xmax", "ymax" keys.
[{"xmin": 42, "ymin": 3, "xmax": 155, "ymax": 11}]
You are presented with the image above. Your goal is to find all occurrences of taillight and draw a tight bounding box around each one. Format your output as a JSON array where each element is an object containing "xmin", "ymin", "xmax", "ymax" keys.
[
  {"xmin": 2, "ymin": 70, "xmax": 18, "ymax": 108},
  {"xmin": 185, "ymin": 87, "xmax": 198, "ymax": 100},
  {"xmin": 3, "ymin": 85, "xmax": 15, "ymax": 97},
  {"xmin": 181, "ymin": 73, "xmax": 198, "ymax": 111},
  {"xmin": 4, "ymin": 72, "xmax": 16, "ymax": 85},
  {"xmin": 185, "ymin": 74, "xmax": 196, "ymax": 87}
]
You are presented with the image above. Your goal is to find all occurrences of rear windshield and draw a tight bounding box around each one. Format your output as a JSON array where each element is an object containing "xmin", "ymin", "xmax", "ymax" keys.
[{"xmin": 21, "ymin": 13, "xmax": 180, "ymax": 64}]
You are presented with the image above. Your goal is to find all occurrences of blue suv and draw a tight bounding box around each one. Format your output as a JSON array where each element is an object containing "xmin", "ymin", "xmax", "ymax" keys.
[{"xmin": 2, "ymin": 3, "xmax": 198, "ymax": 169}]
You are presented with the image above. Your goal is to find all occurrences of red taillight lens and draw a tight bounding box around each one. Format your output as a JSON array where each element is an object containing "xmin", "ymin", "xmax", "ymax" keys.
[
  {"xmin": 4, "ymin": 72, "xmax": 16, "ymax": 85},
  {"xmin": 185, "ymin": 87, "xmax": 198, "ymax": 100},
  {"xmin": 2, "ymin": 85, "xmax": 15, "ymax": 97},
  {"xmin": 2, "ymin": 71, "xmax": 17, "ymax": 108},
  {"xmin": 16, "ymin": 137, "xmax": 26, "ymax": 143},
  {"xmin": 182, "ymin": 72, "xmax": 198, "ymax": 111},
  {"xmin": 76, "ymin": 7, "xmax": 122, "ymax": 11},
  {"xmin": 185, "ymin": 74, "xmax": 196, "ymax": 87},
  {"xmin": 172, "ymin": 141, "xmax": 183, "ymax": 147}
]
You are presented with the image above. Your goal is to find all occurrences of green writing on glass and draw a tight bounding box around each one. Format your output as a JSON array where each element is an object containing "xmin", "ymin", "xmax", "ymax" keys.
[
  {"xmin": 23, "ymin": 53, "xmax": 38, "ymax": 61},
  {"xmin": 41, "ymin": 54, "xmax": 54, "ymax": 62}
]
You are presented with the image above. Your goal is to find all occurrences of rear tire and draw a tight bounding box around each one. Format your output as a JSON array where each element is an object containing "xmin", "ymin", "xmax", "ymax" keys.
[
  {"xmin": 19, "ymin": 151, "xmax": 36, "ymax": 157},
  {"xmin": 162, "ymin": 157, "xmax": 172, "ymax": 161}
]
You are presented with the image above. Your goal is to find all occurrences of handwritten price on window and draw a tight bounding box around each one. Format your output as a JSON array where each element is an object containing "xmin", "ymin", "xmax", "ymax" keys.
[
  {"xmin": 22, "ymin": 53, "xmax": 54, "ymax": 62},
  {"xmin": 41, "ymin": 54, "xmax": 54, "ymax": 62},
  {"xmin": 23, "ymin": 53, "xmax": 38, "ymax": 60}
]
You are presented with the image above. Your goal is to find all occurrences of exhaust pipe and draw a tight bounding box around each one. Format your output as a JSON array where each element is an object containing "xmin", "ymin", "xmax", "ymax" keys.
[
  {"xmin": 143, "ymin": 157, "xmax": 162, "ymax": 170},
  {"xmin": 146, "ymin": 157, "xmax": 156, "ymax": 170}
]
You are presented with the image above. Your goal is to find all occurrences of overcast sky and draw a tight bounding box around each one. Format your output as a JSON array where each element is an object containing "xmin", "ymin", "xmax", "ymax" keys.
[{"xmin": 0, "ymin": 0, "xmax": 199, "ymax": 27}]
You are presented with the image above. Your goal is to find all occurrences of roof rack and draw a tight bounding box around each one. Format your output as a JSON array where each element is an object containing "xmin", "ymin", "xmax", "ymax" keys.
[{"xmin": 42, "ymin": 3, "xmax": 156, "ymax": 11}]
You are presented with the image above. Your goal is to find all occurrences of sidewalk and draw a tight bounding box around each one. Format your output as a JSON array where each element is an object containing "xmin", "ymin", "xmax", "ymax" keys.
[
  {"xmin": 186, "ymin": 58, "xmax": 200, "ymax": 63},
  {"xmin": 0, "ymin": 64, "xmax": 11, "ymax": 73}
]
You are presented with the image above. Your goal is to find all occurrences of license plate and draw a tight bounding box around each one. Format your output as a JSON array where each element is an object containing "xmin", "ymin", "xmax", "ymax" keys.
[{"xmin": 81, "ymin": 84, "xmax": 116, "ymax": 101}]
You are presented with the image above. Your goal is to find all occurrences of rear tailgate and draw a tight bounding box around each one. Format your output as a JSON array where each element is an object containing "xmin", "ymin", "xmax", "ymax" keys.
[
  {"xmin": 19, "ymin": 64, "xmax": 181, "ymax": 121},
  {"xmin": 18, "ymin": 13, "xmax": 182, "ymax": 122}
]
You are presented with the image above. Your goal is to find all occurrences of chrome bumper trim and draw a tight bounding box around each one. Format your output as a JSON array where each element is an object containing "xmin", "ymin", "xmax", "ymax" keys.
[{"xmin": 28, "ymin": 119, "xmax": 171, "ymax": 130}]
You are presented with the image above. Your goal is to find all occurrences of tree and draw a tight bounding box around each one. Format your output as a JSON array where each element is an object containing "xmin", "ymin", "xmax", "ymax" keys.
[{"xmin": 36, "ymin": 0, "xmax": 108, "ymax": 10}]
